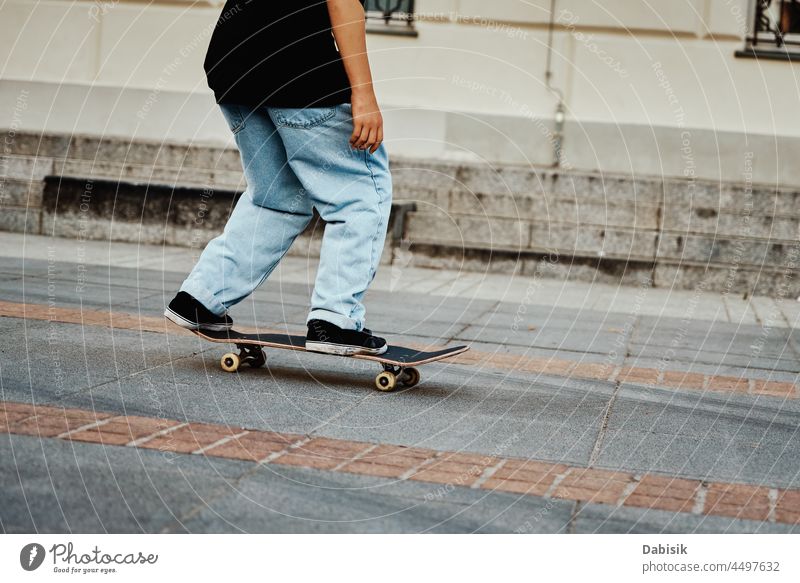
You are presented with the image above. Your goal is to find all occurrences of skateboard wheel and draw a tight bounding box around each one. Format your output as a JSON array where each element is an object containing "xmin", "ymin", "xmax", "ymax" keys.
[
  {"xmin": 400, "ymin": 367, "xmax": 420, "ymax": 388},
  {"xmin": 220, "ymin": 352, "xmax": 240, "ymax": 373},
  {"xmin": 375, "ymin": 371, "xmax": 396, "ymax": 392}
]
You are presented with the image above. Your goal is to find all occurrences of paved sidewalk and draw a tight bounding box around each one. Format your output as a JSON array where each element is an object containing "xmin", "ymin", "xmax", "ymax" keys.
[
  {"xmin": 0, "ymin": 232, "xmax": 798, "ymax": 533},
  {"xmin": 4, "ymin": 233, "xmax": 799, "ymax": 328}
]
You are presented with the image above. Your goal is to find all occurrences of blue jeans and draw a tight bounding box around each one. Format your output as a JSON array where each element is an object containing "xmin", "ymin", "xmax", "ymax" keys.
[{"xmin": 180, "ymin": 103, "xmax": 392, "ymax": 331}]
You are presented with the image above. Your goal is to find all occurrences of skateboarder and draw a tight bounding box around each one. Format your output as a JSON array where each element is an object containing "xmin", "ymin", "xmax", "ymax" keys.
[{"xmin": 165, "ymin": 0, "xmax": 391, "ymax": 356}]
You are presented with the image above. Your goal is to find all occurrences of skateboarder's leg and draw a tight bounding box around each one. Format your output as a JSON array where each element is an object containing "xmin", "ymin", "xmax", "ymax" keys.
[
  {"xmin": 177, "ymin": 104, "xmax": 313, "ymax": 317},
  {"xmin": 269, "ymin": 104, "xmax": 392, "ymax": 332}
]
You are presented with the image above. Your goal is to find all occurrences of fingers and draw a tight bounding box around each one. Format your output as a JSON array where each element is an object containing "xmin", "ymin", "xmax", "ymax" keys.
[
  {"xmin": 351, "ymin": 123, "xmax": 370, "ymax": 150},
  {"xmin": 370, "ymin": 126, "xmax": 384, "ymax": 154},
  {"xmin": 351, "ymin": 117, "xmax": 383, "ymax": 152},
  {"xmin": 350, "ymin": 122, "xmax": 365, "ymax": 148},
  {"xmin": 364, "ymin": 127, "xmax": 378, "ymax": 153}
]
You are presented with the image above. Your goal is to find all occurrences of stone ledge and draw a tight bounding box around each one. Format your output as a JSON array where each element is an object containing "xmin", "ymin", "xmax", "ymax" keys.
[
  {"xmin": 2, "ymin": 130, "xmax": 798, "ymax": 296},
  {"xmin": 403, "ymin": 241, "xmax": 797, "ymax": 296}
]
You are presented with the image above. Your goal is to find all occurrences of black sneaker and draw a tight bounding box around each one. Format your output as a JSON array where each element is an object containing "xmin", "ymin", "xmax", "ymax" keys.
[
  {"xmin": 305, "ymin": 319, "xmax": 388, "ymax": 356},
  {"xmin": 164, "ymin": 291, "xmax": 233, "ymax": 331}
]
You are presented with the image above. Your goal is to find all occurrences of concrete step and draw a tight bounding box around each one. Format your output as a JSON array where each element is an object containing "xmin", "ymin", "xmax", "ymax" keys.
[
  {"xmin": 401, "ymin": 240, "xmax": 796, "ymax": 297},
  {"xmin": 404, "ymin": 210, "xmax": 796, "ymax": 268}
]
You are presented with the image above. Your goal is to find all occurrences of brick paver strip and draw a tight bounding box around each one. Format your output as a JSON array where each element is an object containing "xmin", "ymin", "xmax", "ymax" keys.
[
  {"xmin": 706, "ymin": 377, "xmax": 751, "ymax": 393},
  {"xmin": 137, "ymin": 422, "xmax": 244, "ymax": 454},
  {"xmin": 68, "ymin": 415, "xmax": 184, "ymax": 447},
  {"xmin": 274, "ymin": 437, "xmax": 378, "ymax": 471},
  {"xmin": 703, "ymin": 483, "xmax": 773, "ymax": 522},
  {"xmin": 339, "ymin": 444, "xmax": 436, "ymax": 479},
  {"xmin": 1, "ymin": 300, "xmax": 796, "ymax": 400},
  {"xmin": 618, "ymin": 367, "xmax": 660, "ymax": 385},
  {"xmin": 625, "ymin": 475, "xmax": 700, "ymax": 513},
  {"xmin": 775, "ymin": 490, "xmax": 800, "ymax": 524},
  {"xmin": 8, "ymin": 406, "xmax": 115, "ymax": 438},
  {"xmin": 661, "ymin": 371, "xmax": 707, "ymax": 389},
  {"xmin": 553, "ymin": 468, "xmax": 634, "ymax": 506},
  {"xmin": 2, "ymin": 400, "xmax": 798, "ymax": 526},
  {"xmin": 204, "ymin": 431, "xmax": 302, "ymax": 462},
  {"xmin": 483, "ymin": 459, "xmax": 569, "ymax": 497}
]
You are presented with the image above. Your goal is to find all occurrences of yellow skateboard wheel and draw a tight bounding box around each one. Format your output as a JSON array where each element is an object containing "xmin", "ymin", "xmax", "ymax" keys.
[
  {"xmin": 221, "ymin": 352, "xmax": 240, "ymax": 373},
  {"xmin": 375, "ymin": 371, "xmax": 396, "ymax": 392}
]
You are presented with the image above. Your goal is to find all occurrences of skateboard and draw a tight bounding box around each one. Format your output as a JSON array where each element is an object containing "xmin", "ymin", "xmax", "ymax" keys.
[{"xmin": 187, "ymin": 328, "xmax": 469, "ymax": 392}]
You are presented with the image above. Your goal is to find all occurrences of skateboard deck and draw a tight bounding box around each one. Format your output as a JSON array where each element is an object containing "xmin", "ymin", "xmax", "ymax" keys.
[{"xmin": 189, "ymin": 327, "xmax": 469, "ymax": 391}]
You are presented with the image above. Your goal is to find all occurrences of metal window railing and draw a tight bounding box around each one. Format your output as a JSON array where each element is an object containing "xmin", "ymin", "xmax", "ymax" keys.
[
  {"xmin": 364, "ymin": 0, "xmax": 417, "ymax": 35},
  {"xmin": 738, "ymin": 0, "xmax": 800, "ymax": 60}
]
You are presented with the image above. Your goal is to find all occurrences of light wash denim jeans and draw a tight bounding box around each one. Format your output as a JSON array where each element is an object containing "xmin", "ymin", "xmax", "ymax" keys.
[{"xmin": 180, "ymin": 102, "xmax": 392, "ymax": 331}]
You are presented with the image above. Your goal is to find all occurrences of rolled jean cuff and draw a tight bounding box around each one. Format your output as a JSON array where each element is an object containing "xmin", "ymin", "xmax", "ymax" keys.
[
  {"xmin": 180, "ymin": 278, "xmax": 228, "ymax": 317},
  {"xmin": 306, "ymin": 309, "xmax": 360, "ymax": 331}
]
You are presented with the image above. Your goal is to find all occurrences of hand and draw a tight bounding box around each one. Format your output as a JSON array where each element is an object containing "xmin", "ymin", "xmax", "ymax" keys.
[{"xmin": 350, "ymin": 88, "xmax": 383, "ymax": 154}]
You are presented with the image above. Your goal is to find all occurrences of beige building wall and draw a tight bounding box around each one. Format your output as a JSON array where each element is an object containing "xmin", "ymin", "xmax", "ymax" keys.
[{"xmin": 1, "ymin": 0, "xmax": 797, "ymax": 184}]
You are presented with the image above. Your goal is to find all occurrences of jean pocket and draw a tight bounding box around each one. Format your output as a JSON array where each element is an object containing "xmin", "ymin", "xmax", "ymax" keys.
[
  {"xmin": 271, "ymin": 106, "xmax": 337, "ymax": 129},
  {"xmin": 220, "ymin": 103, "xmax": 246, "ymax": 135}
]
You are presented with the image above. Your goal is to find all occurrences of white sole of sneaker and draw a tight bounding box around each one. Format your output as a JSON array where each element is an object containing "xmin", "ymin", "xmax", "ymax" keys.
[
  {"xmin": 164, "ymin": 308, "xmax": 233, "ymax": 332},
  {"xmin": 305, "ymin": 341, "xmax": 388, "ymax": 356}
]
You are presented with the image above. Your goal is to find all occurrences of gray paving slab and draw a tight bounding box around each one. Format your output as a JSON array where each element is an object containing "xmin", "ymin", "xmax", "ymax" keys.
[
  {"xmin": 631, "ymin": 326, "xmax": 795, "ymax": 360},
  {"xmin": 0, "ymin": 320, "xmax": 200, "ymax": 404},
  {"xmin": 5, "ymin": 260, "xmax": 186, "ymax": 291},
  {"xmin": 489, "ymin": 301, "xmax": 631, "ymax": 323},
  {"xmin": 367, "ymin": 289, "xmax": 498, "ymax": 314},
  {"xmin": 594, "ymin": 388, "xmax": 800, "ymax": 488},
  {"xmin": 473, "ymin": 307, "xmax": 638, "ymax": 333},
  {"xmin": 464, "ymin": 339, "xmax": 618, "ymax": 364},
  {"xmin": 365, "ymin": 301, "xmax": 495, "ymax": 329},
  {"xmin": 629, "ymin": 344, "xmax": 800, "ymax": 373},
  {"xmin": 636, "ymin": 317, "xmax": 761, "ymax": 334},
  {"xmin": 314, "ymin": 375, "xmax": 610, "ymax": 465},
  {"xmin": 777, "ymin": 300, "xmax": 800, "ymax": 327},
  {"xmin": 0, "ymin": 433, "xmax": 243, "ymax": 533},
  {"xmin": 0, "ymin": 256, "xmax": 26, "ymax": 274},
  {"xmin": 0, "ymin": 279, "xmax": 162, "ymax": 316},
  {"xmin": 66, "ymin": 356, "xmax": 375, "ymax": 435},
  {"xmin": 573, "ymin": 503, "xmax": 797, "ymax": 534},
  {"xmin": 621, "ymin": 356, "xmax": 800, "ymax": 382},
  {"xmin": 364, "ymin": 317, "xmax": 473, "ymax": 342},
  {"xmin": 634, "ymin": 319, "xmax": 799, "ymax": 357},
  {"xmin": 174, "ymin": 465, "xmax": 575, "ymax": 534},
  {"xmin": 454, "ymin": 323, "xmax": 621, "ymax": 354}
]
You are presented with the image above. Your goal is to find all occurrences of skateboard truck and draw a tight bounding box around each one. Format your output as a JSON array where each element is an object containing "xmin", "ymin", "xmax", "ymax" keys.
[
  {"xmin": 220, "ymin": 344, "xmax": 267, "ymax": 373},
  {"xmin": 376, "ymin": 363, "xmax": 421, "ymax": 392}
]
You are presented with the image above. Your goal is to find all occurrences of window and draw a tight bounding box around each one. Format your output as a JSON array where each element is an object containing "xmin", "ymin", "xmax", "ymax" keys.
[
  {"xmin": 364, "ymin": 0, "xmax": 417, "ymax": 36},
  {"xmin": 737, "ymin": 0, "xmax": 800, "ymax": 60}
]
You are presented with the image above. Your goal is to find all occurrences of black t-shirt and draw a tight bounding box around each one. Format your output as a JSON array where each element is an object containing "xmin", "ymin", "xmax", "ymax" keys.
[{"xmin": 204, "ymin": 1, "xmax": 364, "ymax": 108}]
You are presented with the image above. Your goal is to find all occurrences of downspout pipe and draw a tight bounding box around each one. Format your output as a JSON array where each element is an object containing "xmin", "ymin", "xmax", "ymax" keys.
[{"xmin": 545, "ymin": 0, "xmax": 566, "ymax": 167}]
